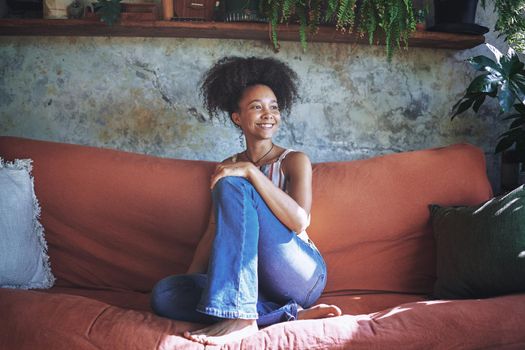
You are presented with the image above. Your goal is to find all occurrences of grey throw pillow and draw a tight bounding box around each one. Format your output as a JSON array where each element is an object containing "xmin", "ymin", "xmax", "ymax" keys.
[{"xmin": 0, "ymin": 158, "xmax": 55, "ymax": 289}]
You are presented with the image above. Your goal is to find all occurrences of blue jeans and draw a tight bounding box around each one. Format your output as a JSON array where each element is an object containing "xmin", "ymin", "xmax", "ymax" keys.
[{"xmin": 150, "ymin": 176, "xmax": 327, "ymax": 327}]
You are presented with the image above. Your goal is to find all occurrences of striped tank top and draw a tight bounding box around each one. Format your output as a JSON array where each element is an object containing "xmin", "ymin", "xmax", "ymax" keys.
[
  {"xmin": 232, "ymin": 149, "xmax": 311, "ymax": 243},
  {"xmin": 259, "ymin": 149, "xmax": 295, "ymax": 191}
]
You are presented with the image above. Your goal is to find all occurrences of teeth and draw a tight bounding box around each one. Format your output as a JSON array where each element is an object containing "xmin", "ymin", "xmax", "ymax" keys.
[{"xmin": 259, "ymin": 124, "xmax": 273, "ymax": 128}]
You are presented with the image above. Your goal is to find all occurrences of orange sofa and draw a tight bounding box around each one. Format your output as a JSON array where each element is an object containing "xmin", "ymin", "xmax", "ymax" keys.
[{"xmin": 1, "ymin": 136, "xmax": 524, "ymax": 349}]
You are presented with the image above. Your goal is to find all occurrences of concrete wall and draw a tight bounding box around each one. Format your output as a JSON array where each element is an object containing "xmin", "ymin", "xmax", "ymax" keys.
[{"xmin": 0, "ymin": 5, "xmax": 510, "ymax": 192}]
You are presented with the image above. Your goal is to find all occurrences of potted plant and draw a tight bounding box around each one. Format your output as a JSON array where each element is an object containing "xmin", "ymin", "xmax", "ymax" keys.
[
  {"xmin": 89, "ymin": 0, "xmax": 122, "ymax": 25},
  {"xmin": 481, "ymin": 0, "xmax": 525, "ymax": 53},
  {"xmin": 415, "ymin": 8, "xmax": 427, "ymax": 31},
  {"xmin": 223, "ymin": 0, "xmax": 266, "ymax": 22},
  {"xmin": 260, "ymin": 0, "xmax": 417, "ymax": 60},
  {"xmin": 451, "ymin": 44, "xmax": 525, "ymax": 187}
]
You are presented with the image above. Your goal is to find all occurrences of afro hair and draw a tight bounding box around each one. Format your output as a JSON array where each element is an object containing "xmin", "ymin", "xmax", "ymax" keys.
[{"xmin": 200, "ymin": 56, "xmax": 299, "ymax": 117}]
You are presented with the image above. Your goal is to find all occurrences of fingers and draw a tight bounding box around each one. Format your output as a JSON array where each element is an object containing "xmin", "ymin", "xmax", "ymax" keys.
[{"xmin": 210, "ymin": 162, "xmax": 252, "ymax": 189}]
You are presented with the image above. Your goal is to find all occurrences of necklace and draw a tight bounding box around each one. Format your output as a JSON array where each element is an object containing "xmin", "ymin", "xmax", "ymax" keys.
[{"xmin": 245, "ymin": 143, "xmax": 274, "ymax": 166}]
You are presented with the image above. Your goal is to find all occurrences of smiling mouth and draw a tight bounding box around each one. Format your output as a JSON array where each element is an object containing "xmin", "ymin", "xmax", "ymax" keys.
[{"xmin": 257, "ymin": 123, "xmax": 274, "ymax": 129}]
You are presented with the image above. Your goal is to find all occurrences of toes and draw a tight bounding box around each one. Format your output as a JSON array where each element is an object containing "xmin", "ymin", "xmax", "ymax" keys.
[
  {"xmin": 191, "ymin": 334, "xmax": 208, "ymax": 344},
  {"xmin": 183, "ymin": 331, "xmax": 207, "ymax": 344},
  {"xmin": 332, "ymin": 305, "xmax": 343, "ymax": 316}
]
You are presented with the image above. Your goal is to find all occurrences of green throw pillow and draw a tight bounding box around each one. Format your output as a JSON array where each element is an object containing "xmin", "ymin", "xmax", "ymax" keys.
[{"xmin": 430, "ymin": 185, "xmax": 525, "ymax": 299}]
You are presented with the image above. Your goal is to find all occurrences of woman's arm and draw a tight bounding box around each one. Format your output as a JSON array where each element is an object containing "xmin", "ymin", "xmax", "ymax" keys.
[
  {"xmin": 210, "ymin": 152, "xmax": 312, "ymax": 233},
  {"xmin": 186, "ymin": 210, "xmax": 215, "ymax": 274},
  {"xmin": 248, "ymin": 152, "xmax": 312, "ymax": 233}
]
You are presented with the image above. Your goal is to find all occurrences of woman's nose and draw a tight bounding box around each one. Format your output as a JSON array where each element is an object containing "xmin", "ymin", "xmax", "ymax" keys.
[{"xmin": 261, "ymin": 107, "xmax": 275, "ymax": 117}]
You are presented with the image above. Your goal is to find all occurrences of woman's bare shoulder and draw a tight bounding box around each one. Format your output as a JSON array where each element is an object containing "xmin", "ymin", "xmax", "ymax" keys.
[
  {"xmin": 282, "ymin": 151, "xmax": 312, "ymax": 175},
  {"xmin": 284, "ymin": 151, "xmax": 311, "ymax": 165},
  {"xmin": 220, "ymin": 153, "xmax": 239, "ymax": 164}
]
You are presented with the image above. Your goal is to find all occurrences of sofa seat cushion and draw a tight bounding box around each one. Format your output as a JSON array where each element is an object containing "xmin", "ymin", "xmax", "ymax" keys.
[
  {"xmin": 2, "ymin": 287, "xmax": 525, "ymax": 349},
  {"xmin": 0, "ymin": 287, "xmax": 195, "ymax": 350},
  {"xmin": 42, "ymin": 287, "xmax": 427, "ymax": 317},
  {"xmin": 317, "ymin": 292, "xmax": 427, "ymax": 315},
  {"xmin": 43, "ymin": 286, "xmax": 427, "ymax": 316},
  {"xmin": 44, "ymin": 286, "xmax": 152, "ymax": 312}
]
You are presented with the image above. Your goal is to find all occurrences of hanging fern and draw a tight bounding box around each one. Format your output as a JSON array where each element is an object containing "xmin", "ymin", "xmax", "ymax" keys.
[
  {"xmin": 295, "ymin": 1, "xmax": 309, "ymax": 50},
  {"xmin": 261, "ymin": 0, "xmax": 417, "ymax": 60},
  {"xmin": 357, "ymin": 0, "xmax": 379, "ymax": 45},
  {"xmin": 370, "ymin": 0, "xmax": 415, "ymax": 60},
  {"xmin": 281, "ymin": 0, "xmax": 295, "ymax": 20},
  {"xmin": 308, "ymin": 0, "xmax": 322, "ymax": 34},
  {"xmin": 267, "ymin": 0, "xmax": 280, "ymax": 50},
  {"xmin": 324, "ymin": 0, "xmax": 338, "ymax": 24}
]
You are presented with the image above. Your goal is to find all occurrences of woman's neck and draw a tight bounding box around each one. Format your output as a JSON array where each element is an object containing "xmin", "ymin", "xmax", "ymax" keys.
[{"xmin": 244, "ymin": 140, "xmax": 275, "ymax": 166}]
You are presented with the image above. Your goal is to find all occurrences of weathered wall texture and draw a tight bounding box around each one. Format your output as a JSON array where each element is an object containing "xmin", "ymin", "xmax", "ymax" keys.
[{"xmin": 0, "ymin": 6, "xmax": 510, "ymax": 192}]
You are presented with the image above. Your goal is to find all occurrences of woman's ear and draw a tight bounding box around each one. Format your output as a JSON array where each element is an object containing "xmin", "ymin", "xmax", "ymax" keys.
[{"xmin": 231, "ymin": 112, "xmax": 241, "ymax": 127}]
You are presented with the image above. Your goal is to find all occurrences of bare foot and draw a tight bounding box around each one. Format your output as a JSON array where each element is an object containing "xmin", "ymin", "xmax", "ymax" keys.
[
  {"xmin": 297, "ymin": 303, "xmax": 342, "ymax": 320},
  {"xmin": 183, "ymin": 319, "xmax": 258, "ymax": 345}
]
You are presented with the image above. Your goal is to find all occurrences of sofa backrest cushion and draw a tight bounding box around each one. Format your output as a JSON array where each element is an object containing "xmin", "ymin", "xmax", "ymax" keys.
[
  {"xmin": 309, "ymin": 144, "xmax": 493, "ymax": 295},
  {"xmin": 0, "ymin": 137, "xmax": 493, "ymax": 295},
  {"xmin": 0, "ymin": 137, "xmax": 216, "ymax": 292}
]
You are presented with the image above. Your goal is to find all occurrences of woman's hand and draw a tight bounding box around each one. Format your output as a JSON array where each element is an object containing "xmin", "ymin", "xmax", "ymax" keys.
[{"xmin": 210, "ymin": 161, "xmax": 256, "ymax": 189}]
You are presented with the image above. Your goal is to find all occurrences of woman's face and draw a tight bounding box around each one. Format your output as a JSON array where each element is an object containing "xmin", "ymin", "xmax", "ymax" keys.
[{"xmin": 232, "ymin": 84, "xmax": 281, "ymax": 140}]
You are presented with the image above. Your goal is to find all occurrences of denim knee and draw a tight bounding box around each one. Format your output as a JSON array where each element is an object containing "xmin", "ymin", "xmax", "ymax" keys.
[
  {"xmin": 212, "ymin": 176, "xmax": 252, "ymax": 198},
  {"xmin": 213, "ymin": 176, "xmax": 249, "ymax": 191}
]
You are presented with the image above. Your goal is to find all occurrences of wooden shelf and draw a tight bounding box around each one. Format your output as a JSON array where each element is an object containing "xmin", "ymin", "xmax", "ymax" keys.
[{"xmin": 0, "ymin": 19, "xmax": 485, "ymax": 49}]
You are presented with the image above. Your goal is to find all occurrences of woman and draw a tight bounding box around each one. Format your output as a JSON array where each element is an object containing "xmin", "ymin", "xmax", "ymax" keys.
[{"xmin": 150, "ymin": 56, "xmax": 341, "ymax": 345}]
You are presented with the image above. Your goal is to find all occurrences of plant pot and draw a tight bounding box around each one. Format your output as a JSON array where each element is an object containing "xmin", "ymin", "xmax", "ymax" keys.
[
  {"xmin": 223, "ymin": 0, "xmax": 264, "ymax": 22},
  {"xmin": 43, "ymin": 0, "xmax": 69, "ymax": 18},
  {"xmin": 67, "ymin": 0, "xmax": 84, "ymax": 18},
  {"xmin": 428, "ymin": 0, "xmax": 488, "ymax": 34}
]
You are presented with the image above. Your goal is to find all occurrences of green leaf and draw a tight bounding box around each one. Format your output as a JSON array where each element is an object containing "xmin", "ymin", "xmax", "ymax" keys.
[
  {"xmin": 467, "ymin": 56, "xmax": 503, "ymax": 75},
  {"xmin": 509, "ymin": 80, "xmax": 525, "ymax": 106},
  {"xmin": 502, "ymin": 112, "xmax": 525, "ymax": 121},
  {"xmin": 515, "ymin": 141, "xmax": 525, "ymax": 163},
  {"xmin": 472, "ymin": 94, "xmax": 486, "ymax": 112},
  {"xmin": 499, "ymin": 81, "xmax": 515, "ymax": 113},
  {"xmin": 451, "ymin": 97, "xmax": 476, "ymax": 119},
  {"xmin": 466, "ymin": 73, "xmax": 499, "ymax": 94},
  {"xmin": 515, "ymin": 103, "xmax": 525, "ymax": 115},
  {"xmin": 512, "ymin": 74, "xmax": 525, "ymax": 104},
  {"xmin": 510, "ymin": 117, "xmax": 525, "ymax": 129},
  {"xmin": 496, "ymin": 136, "xmax": 515, "ymax": 154},
  {"xmin": 506, "ymin": 48, "xmax": 524, "ymax": 75},
  {"xmin": 500, "ymin": 51, "xmax": 513, "ymax": 75}
]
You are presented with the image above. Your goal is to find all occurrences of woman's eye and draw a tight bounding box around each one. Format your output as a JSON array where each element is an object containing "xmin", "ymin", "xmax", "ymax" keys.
[{"xmin": 271, "ymin": 105, "xmax": 279, "ymax": 110}]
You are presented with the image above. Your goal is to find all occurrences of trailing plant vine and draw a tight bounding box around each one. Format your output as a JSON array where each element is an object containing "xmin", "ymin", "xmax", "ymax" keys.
[{"xmin": 261, "ymin": 0, "xmax": 417, "ymax": 60}]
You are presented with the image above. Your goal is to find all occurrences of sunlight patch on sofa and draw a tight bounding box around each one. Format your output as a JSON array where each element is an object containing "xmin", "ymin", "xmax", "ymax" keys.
[
  {"xmin": 417, "ymin": 300, "xmax": 451, "ymax": 306},
  {"xmin": 377, "ymin": 306, "xmax": 411, "ymax": 320}
]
